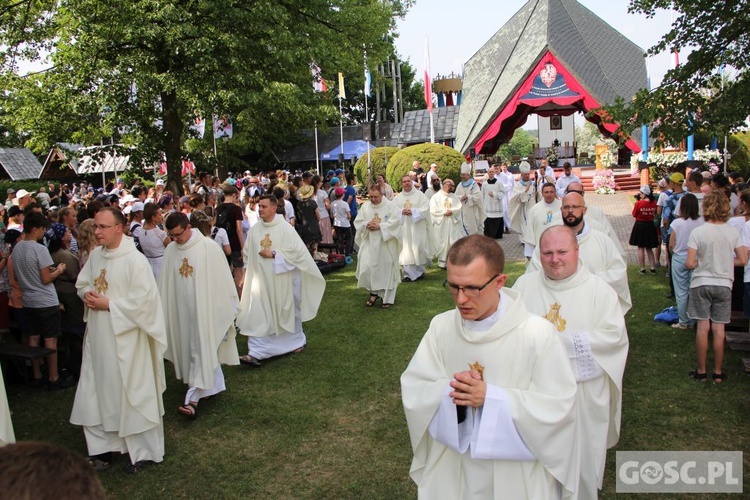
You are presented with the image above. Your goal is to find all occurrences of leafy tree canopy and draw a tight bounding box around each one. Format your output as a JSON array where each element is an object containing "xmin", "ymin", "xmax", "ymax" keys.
[
  {"xmin": 0, "ymin": 0, "xmax": 412, "ymax": 193},
  {"xmin": 386, "ymin": 143, "xmax": 465, "ymax": 188},
  {"xmin": 496, "ymin": 128, "xmax": 535, "ymax": 164},
  {"xmin": 602, "ymin": 0, "xmax": 750, "ymax": 148},
  {"xmin": 353, "ymin": 146, "xmax": 398, "ymax": 185}
]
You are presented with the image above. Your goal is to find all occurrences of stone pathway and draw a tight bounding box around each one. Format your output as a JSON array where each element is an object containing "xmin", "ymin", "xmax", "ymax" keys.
[{"xmin": 499, "ymin": 192, "xmax": 639, "ymax": 264}]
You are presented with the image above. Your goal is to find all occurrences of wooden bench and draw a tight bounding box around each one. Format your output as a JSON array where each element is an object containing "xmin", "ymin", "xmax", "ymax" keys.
[
  {"xmin": 725, "ymin": 330, "xmax": 750, "ymax": 351},
  {"xmin": 0, "ymin": 343, "xmax": 56, "ymax": 384}
]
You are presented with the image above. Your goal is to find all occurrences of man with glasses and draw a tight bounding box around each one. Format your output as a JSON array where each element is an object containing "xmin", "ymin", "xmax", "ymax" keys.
[
  {"xmin": 514, "ymin": 226, "xmax": 628, "ymax": 499},
  {"xmin": 527, "ymin": 192, "xmax": 632, "ymax": 314},
  {"xmin": 71, "ymin": 207, "xmax": 167, "ymax": 474},
  {"xmin": 401, "ymin": 234, "xmax": 577, "ymax": 499},
  {"xmin": 159, "ymin": 212, "xmax": 239, "ymax": 419},
  {"xmin": 429, "ymin": 179, "xmax": 463, "ymax": 269}
]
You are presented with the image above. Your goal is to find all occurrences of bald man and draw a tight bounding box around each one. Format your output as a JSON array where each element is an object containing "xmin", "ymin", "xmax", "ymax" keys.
[
  {"xmin": 514, "ymin": 225, "xmax": 629, "ymax": 499},
  {"xmin": 563, "ymin": 182, "xmax": 625, "ymax": 256},
  {"xmin": 527, "ymin": 192, "xmax": 632, "ymax": 315}
]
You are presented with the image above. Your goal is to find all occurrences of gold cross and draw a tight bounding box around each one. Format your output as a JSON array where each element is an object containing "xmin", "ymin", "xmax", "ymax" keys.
[
  {"xmin": 544, "ymin": 303, "xmax": 567, "ymax": 332},
  {"xmin": 94, "ymin": 269, "xmax": 108, "ymax": 294},
  {"xmin": 260, "ymin": 233, "xmax": 273, "ymax": 250},
  {"xmin": 444, "ymin": 198, "xmax": 452, "ymax": 209},
  {"xmin": 372, "ymin": 213, "xmax": 381, "ymax": 224},
  {"xmin": 403, "ymin": 200, "xmax": 412, "ymax": 209},
  {"xmin": 179, "ymin": 258, "xmax": 194, "ymax": 278}
]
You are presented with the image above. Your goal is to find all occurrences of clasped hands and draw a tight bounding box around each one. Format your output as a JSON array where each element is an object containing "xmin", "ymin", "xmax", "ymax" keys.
[
  {"xmin": 366, "ymin": 219, "xmax": 380, "ymax": 231},
  {"xmin": 449, "ymin": 369, "xmax": 486, "ymax": 408},
  {"xmin": 259, "ymin": 248, "xmax": 274, "ymax": 259},
  {"xmin": 83, "ymin": 291, "xmax": 109, "ymax": 312}
]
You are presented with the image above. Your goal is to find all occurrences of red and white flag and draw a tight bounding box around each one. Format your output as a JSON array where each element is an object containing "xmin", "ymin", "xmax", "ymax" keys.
[
  {"xmin": 311, "ymin": 63, "xmax": 327, "ymax": 92},
  {"xmin": 424, "ymin": 36, "xmax": 433, "ymax": 112},
  {"xmin": 181, "ymin": 159, "xmax": 195, "ymax": 176},
  {"xmin": 213, "ymin": 115, "xmax": 233, "ymax": 139}
]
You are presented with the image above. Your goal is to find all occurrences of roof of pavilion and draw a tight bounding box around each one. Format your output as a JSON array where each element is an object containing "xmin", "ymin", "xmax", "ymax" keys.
[{"xmin": 455, "ymin": 0, "xmax": 648, "ymax": 155}]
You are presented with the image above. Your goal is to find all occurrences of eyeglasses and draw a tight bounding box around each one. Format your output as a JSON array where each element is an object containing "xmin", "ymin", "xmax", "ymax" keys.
[
  {"xmin": 168, "ymin": 226, "xmax": 188, "ymax": 239},
  {"xmin": 562, "ymin": 205, "xmax": 585, "ymax": 211},
  {"xmin": 443, "ymin": 274, "xmax": 499, "ymax": 298},
  {"xmin": 93, "ymin": 224, "xmax": 118, "ymax": 231}
]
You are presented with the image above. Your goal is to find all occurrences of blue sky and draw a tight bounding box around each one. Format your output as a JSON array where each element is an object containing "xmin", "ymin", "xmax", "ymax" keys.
[{"xmin": 394, "ymin": 0, "xmax": 676, "ymax": 89}]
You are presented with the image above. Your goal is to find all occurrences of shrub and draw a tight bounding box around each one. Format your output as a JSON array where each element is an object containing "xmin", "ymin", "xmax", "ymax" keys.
[
  {"xmin": 353, "ymin": 146, "xmax": 399, "ymax": 185},
  {"xmin": 385, "ymin": 143, "xmax": 465, "ymax": 189}
]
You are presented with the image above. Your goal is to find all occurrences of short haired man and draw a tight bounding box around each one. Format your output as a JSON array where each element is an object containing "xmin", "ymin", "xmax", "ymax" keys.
[
  {"xmin": 160, "ymin": 212, "xmax": 239, "ymax": 418},
  {"xmin": 236, "ymin": 194, "xmax": 326, "ymax": 365},
  {"xmin": 393, "ymin": 175, "xmax": 433, "ymax": 281},
  {"xmin": 71, "ymin": 207, "xmax": 168, "ymax": 473},
  {"xmin": 514, "ymin": 226, "xmax": 629, "ymax": 498},
  {"xmin": 564, "ymin": 181, "xmax": 625, "ymax": 256},
  {"xmin": 401, "ymin": 234, "xmax": 577, "ymax": 498},
  {"xmin": 481, "ymin": 165, "xmax": 506, "ymax": 240},
  {"xmin": 522, "ymin": 182, "xmax": 560, "ymax": 259},
  {"xmin": 555, "ymin": 162, "xmax": 581, "ymax": 198},
  {"xmin": 355, "ymin": 185, "xmax": 402, "ymax": 308},
  {"xmin": 429, "ymin": 179, "xmax": 463, "ymax": 269},
  {"xmin": 527, "ymin": 192, "xmax": 632, "ymax": 314},
  {"xmin": 60, "ymin": 206, "xmax": 79, "ymax": 253},
  {"xmin": 12, "ymin": 212, "xmax": 72, "ymax": 390}
]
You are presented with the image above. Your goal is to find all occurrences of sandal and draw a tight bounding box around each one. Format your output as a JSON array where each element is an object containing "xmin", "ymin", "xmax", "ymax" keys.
[
  {"xmin": 712, "ymin": 373, "xmax": 727, "ymax": 384},
  {"xmin": 688, "ymin": 369, "xmax": 707, "ymax": 382},
  {"xmin": 88, "ymin": 455, "xmax": 111, "ymax": 472},
  {"xmin": 381, "ymin": 303, "xmax": 393, "ymax": 309},
  {"xmin": 125, "ymin": 459, "xmax": 156, "ymax": 475},
  {"xmin": 239, "ymin": 354, "xmax": 262, "ymax": 367},
  {"xmin": 178, "ymin": 402, "xmax": 198, "ymax": 419},
  {"xmin": 365, "ymin": 294, "xmax": 380, "ymax": 307},
  {"xmin": 292, "ymin": 344, "xmax": 306, "ymax": 354}
]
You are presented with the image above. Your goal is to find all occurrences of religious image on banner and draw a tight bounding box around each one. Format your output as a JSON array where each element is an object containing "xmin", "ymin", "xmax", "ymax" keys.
[
  {"xmin": 181, "ymin": 159, "xmax": 196, "ymax": 176},
  {"xmin": 214, "ymin": 115, "xmax": 233, "ymax": 139},
  {"xmin": 190, "ymin": 115, "xmax": 205, "ymax": 139},
  {"xmin": 520, "ymin": 62, "xmax": 580, "ymax": 101},
  {"xmin": 311, "ymin": 63, "xmax": 327, "ymax": 92}
]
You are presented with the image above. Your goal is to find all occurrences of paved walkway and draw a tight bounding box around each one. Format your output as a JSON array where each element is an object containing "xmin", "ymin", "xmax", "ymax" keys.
[{"xmin": 500, "ymin": 192, "xmax": 639, "ymax": 264}]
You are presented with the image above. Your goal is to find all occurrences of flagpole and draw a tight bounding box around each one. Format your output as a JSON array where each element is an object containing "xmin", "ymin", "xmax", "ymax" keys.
[
  {"xmin": 314, "ymin": 120, "xmax": 320, "ymax": 175},
  {"xmin": 424, "ymin": 36, "xmax": 435, "ymax": 143},
  {"xmin": 364, "ymin": 47, "xmax": 371, "ymax": 174},
  {"xmin": 339, "ymin": 96, "xmax": 344, "ymax": 155},
  {"xmin": 212, "ymin": 115, "xmax": 219, "ymax": 178}
]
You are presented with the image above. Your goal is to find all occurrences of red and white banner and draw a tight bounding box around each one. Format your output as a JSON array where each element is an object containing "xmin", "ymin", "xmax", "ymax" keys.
[
  {"xmin": 190, "ymin": 115, "xmax": 205, "ymax": 138},
  {"xmin": 213, "ymin": 115, "xmax": 233, "ymax": 139},
  {"xmin": 311, "ymin": 63, "xmax": 327, "ymax": 92},
  {"xmin": 181, "ymin": 159, "xmax": 195, "ymax": 176}
]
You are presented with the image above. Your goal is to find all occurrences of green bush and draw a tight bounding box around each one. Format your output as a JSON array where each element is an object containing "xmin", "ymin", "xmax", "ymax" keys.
[
  {"xmin": 353, "ymin": 146, "xmax": 399, "ymax": 185},
  {"xmin": 385, "ymin": 143, "xmax": 465, "ymax": 189}
]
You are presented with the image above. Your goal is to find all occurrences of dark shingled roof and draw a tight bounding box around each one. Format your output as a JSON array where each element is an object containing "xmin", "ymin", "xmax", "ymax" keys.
[
  {"xmin": 0, "ymin": 147, "xmax": 43, "ymax": 180},
  {"xmin": 456, "ymin": 0, "xmax": 648, "ymax": 154},
  {"xmin": 397, "ymin": 106, "xmax": 459, "ymax": 145}
]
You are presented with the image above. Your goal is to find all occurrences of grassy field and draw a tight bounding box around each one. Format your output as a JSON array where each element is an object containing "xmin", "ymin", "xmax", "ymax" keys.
[{"xmin": 5, "ymin": 261, "xmax": 750, "ymax": 499}]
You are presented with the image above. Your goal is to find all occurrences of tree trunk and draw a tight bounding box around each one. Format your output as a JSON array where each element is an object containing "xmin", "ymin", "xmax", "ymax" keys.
[{"xmin": 161, "ymin": 89, "xmax": 184, "ymax": 196}]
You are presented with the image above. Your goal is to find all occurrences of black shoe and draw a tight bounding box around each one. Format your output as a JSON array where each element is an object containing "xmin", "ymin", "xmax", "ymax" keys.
[
  {"xmin": 125, "ymin": 460, "xmax": 157, "ymax": 475},
  {"xmin": 48, "ymin": 375, "xmax": 77, "ymax": 391},
  {"xmin": 403, "ymin": 276, "xmax": 412, "ymax": 282},
  {"xmin": 665, "ymin": 293, "xmax": 675, "ymax": 299},
  {"xmin": 239, "ymin": 355, "xmax": 262, "ymax": 367}
]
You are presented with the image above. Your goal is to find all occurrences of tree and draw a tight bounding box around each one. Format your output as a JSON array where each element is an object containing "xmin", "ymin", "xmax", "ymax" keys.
[
  {"xmin": 385, "ymin": 143, "xmax": 465, "ymax": 188},
  {"xmin": 496, "ymin": 128, "xmax": 534, "ymax": 163},
  {"xmin": 0, "ymin": 0, "xmax": 411, "ymax": 193},
  {"xmin": 602, "ymin": 0, "xmax": 750, "ymax": 149}
]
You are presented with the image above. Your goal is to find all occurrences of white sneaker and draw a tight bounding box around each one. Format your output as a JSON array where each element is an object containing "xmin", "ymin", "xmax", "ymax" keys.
[{"xmin": 671, "ymin": 323, "xmax": 689, "ymax": 330}]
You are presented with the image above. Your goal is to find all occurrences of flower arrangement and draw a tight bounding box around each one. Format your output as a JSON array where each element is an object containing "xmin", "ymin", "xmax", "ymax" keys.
[
  {"xmin": 600, "ymin": 150, "xmax": 617, "ymax": 168},
  {"xmin": 592, "ymin": 168, "xmax": 616, "ymax": 194},
  {"xmin": 546, "ymin": 144, "xmax": 559, "ymax": 164},
  {"xmin": 634, "ymin": 147, "xmax": 724, "ymax": 169}
]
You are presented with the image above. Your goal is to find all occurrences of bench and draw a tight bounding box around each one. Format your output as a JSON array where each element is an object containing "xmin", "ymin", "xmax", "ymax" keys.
[{"xmin": 0, "ymin": 343, "xmax": 56, "ymax": 384}]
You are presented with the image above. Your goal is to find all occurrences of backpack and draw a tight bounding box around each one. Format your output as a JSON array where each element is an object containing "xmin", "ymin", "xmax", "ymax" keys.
[
  {"xmin": 131, "ymin": 223, "xmax": 144, "ymax": 253},
  {"xmin": 215, "ymin": 205, "xmax": 236, "ymax": 239}
]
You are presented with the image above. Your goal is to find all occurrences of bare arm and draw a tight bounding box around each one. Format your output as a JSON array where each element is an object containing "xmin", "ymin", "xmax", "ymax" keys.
[
  {"xmin": 41, "ymin": 263, "xmax": 66, "ymax": 285},
  {"xmin": 735, "ymin": 245, "xmax": 748, "ymax": 267},
  {"xmin": 685, "ymin": 248, "xmax": 698, "ymax": 270}
]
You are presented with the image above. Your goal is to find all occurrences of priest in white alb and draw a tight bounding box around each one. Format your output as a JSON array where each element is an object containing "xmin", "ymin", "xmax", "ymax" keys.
[
  {"xmin": 522, "ymin": 182, "xmax": 561, "ymax": 258},
  {"xmin": 402, "ymin": 235, "xmax": 578, "ymax": 499},
  {"xmin": 481, "ymin": 164, "xmax": 506, "ymax": 240},
  {"xmin": 455, "ymin": 162, "xmax": 485, "ymax": 236},
  {"xmin": 507, "ymin": 161, "xmax": 537, "ymax": 242},
  {"xmin": 72, "ymin": 207, "xmax": 167, "ymax": 473},
  {"xmin": 562, "ymin": 181, "xmax": 625, "ymax": 256},
  {"xmin": 237, "ymin": 194, "xmax": 326, "ymax": 366},
  {"xmin": 159, "ymin": 212, "xmax": 239, "ymax": 419},
  {"xmin": 393, "ymin": 175, "xmax": 434, "ymax": 282},
  {"xmin": 513, "ymin": 226, "xmax": 629, "ymax": 499},
  {"xmin": 497, "ymin": 162, "xmax": 515, "ymax": 232},
  {"xmin": 429, "ymin": 179, "xmax": 463, "ymax": 269},
  {"xmin": 355, "ymin": 185, "xmax": 402, "ymax": 308},
  {"xmin": 527, "ymin": 192, "xmax": 632, "ymax": 314}
]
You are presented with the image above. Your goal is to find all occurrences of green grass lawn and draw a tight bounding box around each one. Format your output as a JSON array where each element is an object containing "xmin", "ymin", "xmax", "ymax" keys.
[{"xmin": 5, "ymin": 261, "xmax": 750, "ymax": 499}]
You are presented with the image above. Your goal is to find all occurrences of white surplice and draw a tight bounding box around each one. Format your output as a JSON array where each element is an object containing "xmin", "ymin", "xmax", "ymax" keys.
[
  {"xmin": 0, "ymin": 369, "xmax": 14, "ymax": 446},
  {"xmin": 429, "ymin": 191, "xmax": 464, "ymax": 267},
  {"xmin": 523, "ymin": 199, "xmax": 562, "ymax": 252},
  {"xmin": 497, "ymin": 171, "xmax": 515, "ymax": 230},
  {"xmin": 455, "ymin": 180, "xmax": 485, "ymax": 236},
  {"xmin": 401, "ymin": 289, "xmax": 578, "ymax": 499},
  {"xmin": 393, "ymin": 188, "xmax": 434, "ymax": 280},
  {"xmin": 513, "ymin": 264, "xmax": 629, "ymax": 499},
  {"xmin": 237, "ymin": 215, "xmax": 325, "ymax": 359},
  {"xmin": 508, "ymin": 180, "xmax": 538, "ymax": 235},
  {"xmin": 71, "ymin": 237, "xmax": 167, "ymax": 463},
  {"xmin": 355, "ymin": 197, "xmax": 402, "ymax": 303},
  {"xmin": 159, "ymin": 229, "xmax": 239, "ymax": 403}
]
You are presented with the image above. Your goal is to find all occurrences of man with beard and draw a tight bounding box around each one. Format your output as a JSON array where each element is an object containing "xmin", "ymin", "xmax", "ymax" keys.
[
  {"xmin": 507, "ymin": 161, "xmax": 537, "ymax": 244},
  {"xmin": 481, "ymin": 165, "xmax": 506, "ymax": 240},
  {"xmin": 393, "ymin": 175, "xmax": 434, "ymax": 281},
  {"xmin": 527, "ymin": 192, "xmax": 631, "ymax": 315},
  {"xmin": 564, "ymin": 182, "xmax": 625, "ymax": 256}
]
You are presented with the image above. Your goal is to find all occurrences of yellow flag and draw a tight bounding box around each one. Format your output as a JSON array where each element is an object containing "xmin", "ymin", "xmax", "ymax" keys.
[{"xmin": 338, "ymin": 72, "xmax": 346, "ymax": 99}]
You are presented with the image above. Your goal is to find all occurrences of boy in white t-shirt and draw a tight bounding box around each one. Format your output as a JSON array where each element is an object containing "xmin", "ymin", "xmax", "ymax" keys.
[{"xmin": 331, "ymin": 187, "xmax": 352, "ymax": 256}]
